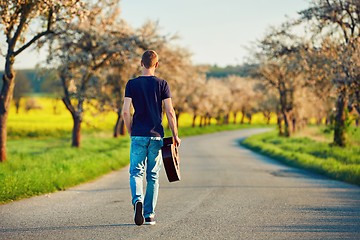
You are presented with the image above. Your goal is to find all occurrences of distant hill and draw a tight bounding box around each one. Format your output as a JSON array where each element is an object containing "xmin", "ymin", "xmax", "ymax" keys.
[
  {"xmin": 206, "ymin": 63, "xmax": 257, "ymax": 78},
  {"xmin": 0, "ymin": 69, "xmax": 45, "ymax": 93}
]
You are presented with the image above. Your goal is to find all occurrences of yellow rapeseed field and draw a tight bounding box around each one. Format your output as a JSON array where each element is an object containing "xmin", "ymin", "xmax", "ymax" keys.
[
  {"xmin": 8, "ymin": 97, "xmax": 117, "ymax": 137},
  {"xmin": 7, "ymin": 97, "xmax": 274, "ymax": 137}
]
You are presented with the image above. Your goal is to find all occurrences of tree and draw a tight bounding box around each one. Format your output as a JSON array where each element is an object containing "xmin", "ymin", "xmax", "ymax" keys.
[
  {"xmin": 301, "ymin": 42, "xmax": 337, "ymax": 125},
  {"xmin": 205, "ymin": 78, "xmax": 232, "ymax": 125},
  {"xmin": 253, "ymin": 27, "xmax": 305, "ymax": 136},
  {"xmin": 298, "ymin": 0, "xmax": 360, "ymax": 146},
  {"xmin": 49, "ymin": 1, "xmax": 140, "ymax": 147},
  {"xmin": 0, "ymin": 0, "xmax": 85, "ymax": 161},
  {"xmin": 254, "ymin": 83, "xmax": 278, "ymax": 125},
  {"xmin": 222, "ymin": 76, "xmax": 246, "ymax": 124},
  {"xmin": 13, "ymin": 70, "xmax": 31, "ymax": 114},
  {"xmin": 185, "ymin": 69, "xmax": 208, "ymax": 127},
  {"xmin": 233, "ymin": 77, "xmax": 258, "ymax": 125}
]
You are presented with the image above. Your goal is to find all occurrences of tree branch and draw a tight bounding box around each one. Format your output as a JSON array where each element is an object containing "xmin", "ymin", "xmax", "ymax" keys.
[
  {"xmin": 9, "ymin": 4, "xmax": 33, "ymax": 51},
  {"xmin": 344, "ymin": 7, "xmax": 356, "ymax": 38},
  {"xmin": 14, "ymin": 7, "xmax": 54, "ymax": 56},
  {"xmin": 5, "ymin": 5, "xmax": 22, "ymax": 41},
  {"xmin": 60, "ymin": 70, "xmax": 76, "ymax": 115},
  {"xmin": 93, "ymin": 51, "xmax": 118, "ymax": 71},
  {"xmin": 13, "ymin": 29, "xmax": 54, "ymax": 56}
]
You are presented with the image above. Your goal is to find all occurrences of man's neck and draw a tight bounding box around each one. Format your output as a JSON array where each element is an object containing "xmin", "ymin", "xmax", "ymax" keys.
[{"xmin": 141, "ymin": 68, "xmax": 155, "ymax": 76}]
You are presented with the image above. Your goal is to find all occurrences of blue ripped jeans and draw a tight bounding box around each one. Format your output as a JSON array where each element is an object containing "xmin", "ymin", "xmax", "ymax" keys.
[{"xmin": 129, "ymin": 136, "xmax": 163, "ymax": 219}]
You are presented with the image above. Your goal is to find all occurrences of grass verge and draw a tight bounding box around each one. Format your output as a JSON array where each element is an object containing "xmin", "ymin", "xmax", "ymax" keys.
[
  {"xmin": 0, "ymin": 123, "xmax": 266, "ymax": 204},
  {"xmin": 240, "ymin": 127, "xmax": 360, "ymax": 186},
  {"xmin": 175, "ymin": 123, "xmax": 264, "ymax": 137},
  {"xmin": 0, "ymin": 134, "xmax": 130, "ymax": 204}
]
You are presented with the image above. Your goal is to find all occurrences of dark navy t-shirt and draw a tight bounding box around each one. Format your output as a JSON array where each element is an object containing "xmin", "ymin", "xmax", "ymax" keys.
[{"xmin": 124, "ymin": 76, "xmax": 171, "ymax": 137}]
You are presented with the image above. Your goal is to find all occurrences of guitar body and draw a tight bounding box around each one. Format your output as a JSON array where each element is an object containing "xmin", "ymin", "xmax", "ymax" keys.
[{"xmin": 161, "ymin": 137, "xmax": 181, "ymax": 182}]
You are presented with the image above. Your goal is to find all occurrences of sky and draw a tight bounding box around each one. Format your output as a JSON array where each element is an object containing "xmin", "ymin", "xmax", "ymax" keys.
[{"xmin": 1, "ymin": 0, "xmax": 310, "ymax": 69}]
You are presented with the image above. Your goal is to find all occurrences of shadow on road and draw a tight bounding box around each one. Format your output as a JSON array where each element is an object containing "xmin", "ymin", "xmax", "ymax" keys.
[{"xmin": 0, "ymin": 223, "xmax": 135, "ymax": 234}]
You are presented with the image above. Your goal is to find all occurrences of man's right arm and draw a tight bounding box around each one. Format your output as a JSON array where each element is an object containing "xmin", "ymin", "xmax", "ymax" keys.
[
  {"xmin": 122, "ymin": 97, "xmax": 132, "ymax": 135},
  {"xmin": 164, "ymin": 98, "xmax": 181, "ymax": 146}
]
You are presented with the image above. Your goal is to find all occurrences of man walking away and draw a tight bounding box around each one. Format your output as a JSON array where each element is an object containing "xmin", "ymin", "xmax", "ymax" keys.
[{"xmin": 123, "ymin": 50, "xmax": 181, "ymax": 226}]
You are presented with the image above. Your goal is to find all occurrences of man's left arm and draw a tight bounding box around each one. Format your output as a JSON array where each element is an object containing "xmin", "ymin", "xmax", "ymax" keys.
[{"xmin": 122, "ymin": 97, "xmax": 132, "ymax": 135}]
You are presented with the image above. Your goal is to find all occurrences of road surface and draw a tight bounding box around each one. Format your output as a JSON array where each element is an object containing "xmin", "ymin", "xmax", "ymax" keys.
[{"xmin": 1, "ymin": 129, "xmax": 360, "ymax": 239}]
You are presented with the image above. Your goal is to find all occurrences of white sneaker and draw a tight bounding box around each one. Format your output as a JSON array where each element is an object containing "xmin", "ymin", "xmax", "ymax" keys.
[{"xmin": 144, "ymin": 217, "xmax": 156, "ymax": 225}]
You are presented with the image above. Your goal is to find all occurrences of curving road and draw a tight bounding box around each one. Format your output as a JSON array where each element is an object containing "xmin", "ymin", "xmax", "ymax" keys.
[{"xmin": 1, "ymin": 129, "xmax": 360, "ymax": 240}]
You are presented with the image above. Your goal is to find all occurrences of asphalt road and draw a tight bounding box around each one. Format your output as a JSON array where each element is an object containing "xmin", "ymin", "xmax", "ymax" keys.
[{"xmin": 1, "ymin": 129, "xmax": 360, "ymax": 240}]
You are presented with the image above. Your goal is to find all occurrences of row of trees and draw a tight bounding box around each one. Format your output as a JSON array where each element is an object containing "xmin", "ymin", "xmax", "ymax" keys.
[
  {"xmin": 252, "ymin": 0, "xmax": 359, "ymax": 146},
  {"xmin": 1, "ymin": 0, "xmax": 359, "ymax": 162}
]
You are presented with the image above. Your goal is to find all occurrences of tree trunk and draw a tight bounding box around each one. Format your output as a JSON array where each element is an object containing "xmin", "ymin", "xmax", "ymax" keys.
[
  {"xmin": 240, "ymin": 110, "xmax": 245, "ymax": 124},
  {"xmin": 277, "ymin": 111, "xmax": 283, "ymax": 136},
  {"xmin": 292, "ymin": 117, "xmax": 297, "ymax": 133},
  {"xmin": 62, "ymin": 96, "xmax": 83, "ymax": 147},
  {"xmin": 14, "ymin": 98, "xmax": 20, "ymax": 114},
  {"xmin": 224, "ymin": 114, "xmax": 229, "ymax": 125},
  {"xmin": 206, "ymin": 115, "xmax": 211, "ymax": 126},
  {"xmin": 263, "ymin": 111, "xmax": 271, "ymax": 125},
  {"xmin": 233, "ymin": 112, "xmax": 237, "ymax": 124},
  {"xmin": 199, "ymin": 116, "xmax": 204, "ymax": 127},
  {"xmin": 0, "ymin": 112, "xmax": 8, "ymax": 162},
  {"xmin": 113, "ymin": 111, "xmax": 123, "ymax": 138},
  {"xmin": 333, "ymin": 88, "xmax": 347, "ymax": 147},
  {"xmin": 326, "ymin": 117, "xmax": 330, "ymax": 125},
  {"xmin": 248, "ymin": 114, "xmax": 252, "ymax": 124},
  {"xmin": 316, "ymin": 118, "xmax": 321, "ymax": 125},
  {"xmin": 72, "ymin": 114, "xmax": 82, "ymax": 147},
  {"xmin": 216, "ymin": 116, "xmax": 221, "ymax": 125},
  {"xmin": 0, "ymin": 67, "xmax": 16, "ymax": 162},
  {"xmin": 120, "ymin": 120, "xmax": 126, "ymax": 135},
  {"xmin": 279, "ymin": 87, "xmax": 291, "ymax": 137},
  {"xmin": 354, "ymin": 96, "xmax": 359, "ymax": 127},
  {"xmin": 282, "ymin": 111, "xmax": 291, "ymax": 137},
  {"xmin": 192, "ymin": 114, "xmax": 197, "ymax": 128}
]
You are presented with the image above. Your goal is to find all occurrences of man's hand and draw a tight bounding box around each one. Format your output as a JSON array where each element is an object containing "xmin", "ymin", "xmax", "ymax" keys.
[{"xmin": 174, "ymin": 136, "xmax": 181, "ymax": 147}]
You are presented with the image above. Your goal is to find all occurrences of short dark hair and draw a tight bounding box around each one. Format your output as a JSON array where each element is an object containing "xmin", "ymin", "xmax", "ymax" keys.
[{"xmin": 141, "ymin": 50, "xmax": 158, "ymax": 69}]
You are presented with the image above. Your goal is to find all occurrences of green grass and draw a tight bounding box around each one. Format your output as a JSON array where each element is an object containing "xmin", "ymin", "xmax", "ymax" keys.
[
  {"xmin": 173, "ymin": 123, "xmax": 267, "ymax": 137},
  {"xmin": 0, "ymin": 134, "xmax": 130, "ymax": 203},
  {"xmin": 241, "ymin": 126, "xmax": 360, "ymax": 186}
]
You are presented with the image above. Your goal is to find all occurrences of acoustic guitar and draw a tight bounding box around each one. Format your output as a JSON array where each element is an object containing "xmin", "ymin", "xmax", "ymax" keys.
[{"xmin": 161, "ymin": 137, "xmax": 181, "ymax": 182}]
